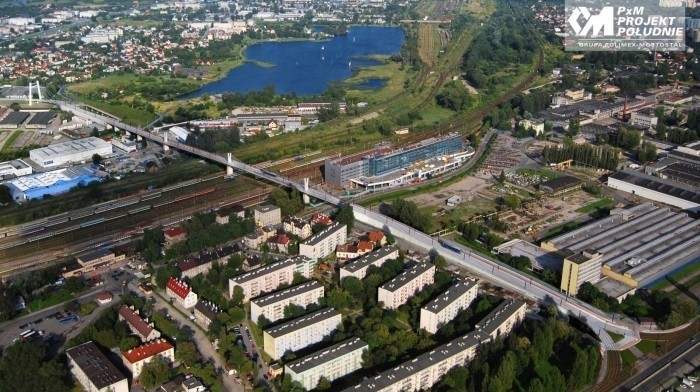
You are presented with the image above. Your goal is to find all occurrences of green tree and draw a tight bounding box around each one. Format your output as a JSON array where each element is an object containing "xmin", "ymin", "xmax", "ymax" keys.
[
  {"xmin": 176, "ymin": 341, "xmax": 201, "ymax": 367},
  {"xmin": 119, "ymin": 336, "xmax": 139, "ymax": 351},
  {"xmin": 92, "ymin": 153, "xmax": 102, "ymax": 165},
  {"xmin": 0, "ymin": 342, "xmax": 70, "ymax": 392},
  {"xmin": 502, "ymin": 194, "xmax": 521, "ymax": 210},
  {"xmin": 334, "ymin": 204, "xmax": 355, "ymax": 235},
  {"xmin": 0, "ymin": 185, "xmax": 12, "ymax": 205},
  {"xmin": 317, "ymin": 376, "xmax": 332, "ymax": 390},
  {"xmin": 9, "ymin": 102, "xmax": 20, "ymax": 112},
  {"xmin": 341, "ymin": 276, "xmax": 364, "ymax": 297},
  {"xmin": 138, "ymin": 357, "xmax": 171, "ymax": 388}
]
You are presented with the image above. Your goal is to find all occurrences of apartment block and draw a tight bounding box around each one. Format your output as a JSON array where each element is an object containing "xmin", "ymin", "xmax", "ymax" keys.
[
  {"xmin": 343, "ymin": 299, "xmax": 526, "ymax": 392},
  {"xmin": 378, "ymin": 262, "xmax": 435, "ymax": 309},
  {"xmin": 285, "ymin": 338, "xmax": 368, "ymax": 390},
  {"xmin": 166, "ymin": 277, "xmax": 198, "ymax": 309},
  {"xmin": 250, "ymin": 281, "xmax": 324, "ymax": 324},
  {"xmin": 229, "ymin": 256, "xmax": 315, "ymax": 302},
  {"xmin": 340, "ymin": 246, "xmax": 400, "ymax": 280},
  {"xmin": 194, "ymin": 300, "xmax": 222, "ymax": 330},
  {"xmin": 299, "ymin": 222, "xmax": 347, "ymax": 260},
  {"xmin": 66, "ymin": 341, "xmax": 129, "ymax": 392},
  {"xmin": 121, "ymin": 339, "xmax": 175, "ymax": 378},
  {"xmin": 263, "ymin": 308, "xmax": 341, "ymax": 360},
  {"xmin": 560, "ymin": 249, "xmax": 603, "ymax": 295},
  {"xmin": 420, "ymin": 278, "xmax": 479, "ymax": 334},
  {"xmin": 118, "ymin": 304, "xmax": 161, "ymax": 342},
  {"xmin": 254, "ymin": 204, "xmax": 281, "ymax": 227}
]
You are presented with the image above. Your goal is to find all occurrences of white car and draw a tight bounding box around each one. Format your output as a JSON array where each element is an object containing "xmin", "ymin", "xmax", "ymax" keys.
[
  {"xmin": 687, "ymin": 376, "xmax": 698, "ymax": 382},
  {"xmin": 678, "ymin": 384, "xmax": 688, "ymax": 389}
]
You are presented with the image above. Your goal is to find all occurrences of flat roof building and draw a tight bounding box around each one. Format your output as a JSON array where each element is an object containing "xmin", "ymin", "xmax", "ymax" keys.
[
  {"xmin": 250, "ymin": 280, "xmax": 324, "ymax": 324},
  {"xmin": 340, "ymin": 245, "xmax": 400, "ymax": 281},
  {"xmin": 254, "ymin": 204, "xmax": 281, "ymax": 227},
  {"xmin": 66, "ymin": 341, "xmax": 129, "ymax": 392},
  {"xmin": 285, "ymin": 338, "xmax": 368, "ymax": 390},
  {"xmin": 29, "ymin": 137, "xmax": 113, "ymax": 168},
  {"xmin": 378, "ymin": 262, "xmax": 435, "ymax": 309},
  {"xmin": 608, "ymin": 170, "xmax": 700, "ymax": 212},
  {"xmin": 4, "ymin": 167, "xmax": 101, "ymax": 202},
  {"xmin": 539, "ymin": 175, "xmax": 582, "ymax": 195},
  {"xmin": 263, "ymin": 308, "xmax": 341, "ymax": 360},
  {"xmin": 299, "ymin": 222, "xmax": 347, "ymax": 260},
  {"xmin": 26, "ymin": 112, "xmax": 57, "ymax": 128},
  {"xmin": 77, "ymin": 249, "xmax": 115, "ymax": 269},
  {"xmin": 542, "ymin": 202, "xmax": 700, "ymax": 290},
  {"xmin": 0, "ymin": 159, "xmax": 32, "ymax": 178},
  {"xmin": 343, "ymin": 300, "xmax": 526, "ymax": 392},
  {"xmin": 229, "ymin": 256, "xmax": 316, "ymax": 302},
  {"xmin": 560, "ymin": 250, "xmax": 603, "ymax": 295},
  {"xmin": 0, "ymin": 111, "xmax": 30, "ymax": 129},
  {"xmin": 420, "ymin": 279, "xmax": 479, "ymax": 334}
]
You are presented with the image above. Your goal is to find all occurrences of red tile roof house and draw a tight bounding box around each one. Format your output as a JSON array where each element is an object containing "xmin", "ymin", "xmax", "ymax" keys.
[
  {"xmin": 166, "ymin": 277, "xmax": 198, "ymax": 309},
  {"xmin": 118, "ymin": 305, "xmax": 161, "ymax": 342},
  {"xmin": 96, "ymin": 292, "xmax": 113, "ymax": 305},
  {"xmin": 310, "ymin": 213, "xmax": 333, "ymax": 226},
  {"xmin": 367, "ymin": 231, "xmax": 386, "ymax": 246},
  {"xmin": 121, "ymin": 338, "xmax": 175, "ymax": 379},
  {"xmin": 269, "ymin": 234, "xmax": 290, "ymax": 254},
  {"xmin": 163, "ymin": 227, "xmax": 186, "ymax": 249}
]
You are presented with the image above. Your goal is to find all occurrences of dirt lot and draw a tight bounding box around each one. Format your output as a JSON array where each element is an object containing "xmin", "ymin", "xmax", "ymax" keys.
[{"xmin": 406, "ymin": 175, "xmax": 491, "ymax": 207}]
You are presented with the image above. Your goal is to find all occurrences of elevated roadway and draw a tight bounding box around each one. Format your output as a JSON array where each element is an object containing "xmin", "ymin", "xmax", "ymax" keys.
[{"xmin": 48, "ymin": 99, "xmax": 642, "ymax": 347}]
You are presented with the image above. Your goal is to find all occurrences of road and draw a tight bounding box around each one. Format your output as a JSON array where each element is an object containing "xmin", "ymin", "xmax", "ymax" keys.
[{"xmin": 622, "ymin": 334, "xmax": 700, "ymax": 391}]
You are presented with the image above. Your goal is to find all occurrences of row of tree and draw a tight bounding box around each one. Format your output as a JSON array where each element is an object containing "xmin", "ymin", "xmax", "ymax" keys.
[{"xmin": 542, "ymin": 144, "xmax": 620, "ymax": 171}]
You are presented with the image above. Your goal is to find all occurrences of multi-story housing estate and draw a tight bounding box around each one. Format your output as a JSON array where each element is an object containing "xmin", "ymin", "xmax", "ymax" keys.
[
  {"xmin": 343, "ymin": 299, "xmax": 526, "ymax": 392},
  {"xmin": 285, "ymin": 338, "xmax": 368, "ymax": 390},
  {"xmin": 378, "ymin": 262, "xmax": 435, "ymax": 309},
  {"xmin": 121, "ymin": 339, "xmax": 175, "ymax": 379},
  {"xmin": 339, "ymin": 246, "xmax": 400, "ymax": 280},
  {"xmin": 254, "ymin": 204, "xmax": 281, "ymax": 227},
  {"xmin": 166, "ymin": 277, "xmax": 198, "ymax": 309},
  {"xmin": 118, "ymin": 305, "xmax": 161, "ymax": 342},
  {"xmin": 66, "ymin": 341, "xmax": 129, "ymax": 392},
  {"xmin": 299, "ymin": 222, "xmax": 347, "ymax": 260},
  {"xmin": 420, "ymin": 279, "xmax": 479, "ymax": 334},
  {"xmin": 263, "ymin": 308, "xmax": 341, "ymax": 360},
  {"xmin": 229, "ymin": 256, "xmax": 316, "ymax": 302},
  {"xmin": 283, "ymin": 216, "xmax": 312, "ymax": 239},
  {"xmin": 250, "ymin": 281, "xmax": 324, "ymax": 323}
]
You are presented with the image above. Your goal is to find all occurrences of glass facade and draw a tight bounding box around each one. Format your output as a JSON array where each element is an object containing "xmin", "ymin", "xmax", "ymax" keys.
[{"xmin": 365, "ymin": 134, "xmax": 463, "ymax": 176}]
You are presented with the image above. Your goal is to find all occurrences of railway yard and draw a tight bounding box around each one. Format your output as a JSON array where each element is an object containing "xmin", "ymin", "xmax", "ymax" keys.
[{"xmin": 0, "ymin": 173, "xmax": 271, "ymax": 276}]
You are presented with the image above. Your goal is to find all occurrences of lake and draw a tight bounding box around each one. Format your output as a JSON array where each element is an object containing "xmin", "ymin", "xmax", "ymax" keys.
[{"xmin": 184, "ymin": 26, "xmax": 404, "ymax": 97}]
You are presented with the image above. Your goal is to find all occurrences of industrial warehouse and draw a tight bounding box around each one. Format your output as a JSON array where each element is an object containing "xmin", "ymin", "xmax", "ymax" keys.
[
  {"xmin": 29, "ymin": 137, "xmax": 113, "ymax": 168},
  {"xmin": 3, "ymin": 167, "xmax": 103, "ymax": 201},
  {"xmin": 541, "ymin": 202, "xmax": 700, "ymax": 298},
  {"xmin": 323, "ymin": 133, "xmax": 475, "ymax": 190}
]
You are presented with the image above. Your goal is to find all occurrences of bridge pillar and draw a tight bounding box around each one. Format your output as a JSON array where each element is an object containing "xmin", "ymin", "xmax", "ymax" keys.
[
  {"xmin": 227, "ymin": 153, "xmax": 234, "ymax": 176},
  {"xmin": 302, "ymin": 178, "xmax": 310, "ymax": 205},
  {"xmin": 162, "ymin": 132, "xmax": 169, "ymax": 152},
  {"xmin": 136, "ymin": 134, "xmax": 143, "ymax": 141}
]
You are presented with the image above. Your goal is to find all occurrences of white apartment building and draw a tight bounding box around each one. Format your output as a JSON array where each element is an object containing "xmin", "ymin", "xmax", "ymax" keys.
[
  {"xmin": 339, "ymin": 246, "xmax": 400, "ymax": 280},
  {"xmin": 166, "ymin": 277, "xmax": 198, "ymax": 309},
  {"xmin": 250, "ymin": 281, "xmax": 324, "ymax": 324},
  {"xmin": 283, "ymin": 216, "xmax": 312, "ymax": 239},
  {"xmin": 66, "ymin": 341, "xmax": 129, "ymax": 392},
  {"xmin": 630, "ymin": 109, "xmax": 658, "ymax": 129},
  {"xmin": 343, "ymin": 299, "xmax": 526, "ymax": 392},
  {"xmin": 299, "ymin": 222, "xmax": 347, "ymax": 260},
  {"xmin": 254, "ymin": 204, "xmax": 281, "ymax": 227},
  {"xmin": 420, "ymin": 279, "xmax": 479, "ymax": 334},
  {"xmin": 263, "ymin": 308, "xmax": 341, "ymax": 360},
  {"xmin": 378, "ymin": 262, "xmax": 435, "ymax": 309},
  {"xmin": 121, "ymin": 339, "xmax": 175, "ymax": 378},
  {"xmin": 229, "ymin": 256, "xmax": 315, "ymax": 302},
  {"xmin": 285, "ymin": 338, "xmax": 368, "ymax": 390}
]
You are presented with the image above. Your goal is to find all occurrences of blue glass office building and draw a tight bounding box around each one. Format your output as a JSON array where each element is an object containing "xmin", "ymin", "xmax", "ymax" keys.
[{"xmin": 366, "ymin": 134, "xmax": 463, "ymax": 176}]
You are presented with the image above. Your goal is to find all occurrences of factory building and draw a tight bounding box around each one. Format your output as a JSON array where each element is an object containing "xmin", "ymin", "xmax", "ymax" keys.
[
  {"xmin": 285, "ymin": 338, "xmax": 368, "ymax": 390},
  {"xmin": 378, "ymin": 262, "xmax": 435, "ymax": 309},
  {"xmin": 343, "ymin": 300, "xmax": 526, "ymax": 392},
  {"xmin": 0, "ymin": 159, "xmax": 32, "ymax": 178},
  {"xmin": 29, "ymin": 137, "xmax": 112, "ymax": 168},
  {"xmin": 607, "ymin": 170, "xmax": 700, "ymax": 213},
  {"xmin": 542, "ymin": 203, "xmax": 700, "ymax": 296},
  {"xmin": 420, "ymin": 279, "xmax": 479, "ymax": 334},
  {"xmin": 263, "ymin": 308, "xmax": 341, "ymax": 360},
  {"xmin": 250, "ymin": 280, "xmax": 324, "ymax": 324},
  {"xmin": 3, "ymin": 167, "xmax": 101, "ymax": 202},
  {"xmin": 324, "ymin": 133, "xmax": 471, "ymax": 189}
]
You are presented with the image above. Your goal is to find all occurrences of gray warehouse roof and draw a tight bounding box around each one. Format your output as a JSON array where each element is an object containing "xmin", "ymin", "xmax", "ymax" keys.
[
  {"xmin": 251, "ymin": 281, "xmax": 323, "ymax": 308},
  {"xmin": 380, "ymin": 262, "xmax": 434, "ymax": 293},
  {"xmin": 609, "ymin": 170, "xmax": 700, "ymax": 204},
  {"xmin": 27, "ymin": 112, "xmax": 57, "ymax": 125},
  {"xmin": 66, "ymin": 341, "xmax": 127, "ymax": 390},
  {"xmin": 302, "ymin": 222, "xmax": 346, "ymax": 247},
  {"xmin": 0, "ymin": 111, "xmax": 30, "ymax": 125},
  {"xmin": 422, "ymin": 278, "xmax": 478, "ymax": 315},
  {"xmin": 286, "ymin": 338, "xmax": 368, "ymax": 374},
  {"xmin": 30, "ymin": 137, "xmax": 111, "ymax": 161},
  {"xmin": 264, "ymin": 308, "xmax": 340, "ymax": 338},
  {"xmin": 342, "ymin": 245, "xmax": 399, "ymax": 273}
]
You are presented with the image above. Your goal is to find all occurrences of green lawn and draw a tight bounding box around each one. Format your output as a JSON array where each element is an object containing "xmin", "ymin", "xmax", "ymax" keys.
[
  {"xmin": 576, "ymin": 198, "xmax": 614, "ymax": 214},
  {"xmin": 621, "ymin": 349, "xmax": 637, "ymax": 368},
  {"xmin": 636, "ymin": 340, "xmax": 662, "ymax": 355},
  {"xmin": 515, "ymin": 168, "xmax": 558, "ymax": 180},
  {"xmin": 1, "ymin": 131, "xmax": 21, "ymax": 152},
  {"xmin": 608, "ymin": 331, "xmax": 624, "ymax": 343},
  {"xmin": 27, "ymin": 290, "xmax": 73, "ymax": 312},
  {"xmin": 650, "ymin": 261, "xmax": 700, "ymax": 291}
]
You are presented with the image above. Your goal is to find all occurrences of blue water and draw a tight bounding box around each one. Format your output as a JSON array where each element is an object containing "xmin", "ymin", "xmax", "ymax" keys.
[
  {"xmin": 354, "ymin": 78, "xmax": 386, "ymax": 90},
  {"xmin": 184, "ymin": 26, "xmax": 404, "ymax": 97}
]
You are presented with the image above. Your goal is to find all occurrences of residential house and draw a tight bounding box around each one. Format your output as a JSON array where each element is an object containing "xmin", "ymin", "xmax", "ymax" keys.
[
  {"xmin": 166, "ymin": 277, "xmax": 198, "ymax": 309},
  {"xmin": 118, "ymin": 305, "xmax": 161, "ymax": 342}
]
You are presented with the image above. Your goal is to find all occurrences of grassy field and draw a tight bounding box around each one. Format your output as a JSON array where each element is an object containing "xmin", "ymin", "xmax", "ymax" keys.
[
  {"xmin": 620, "ymin": 350, "xmax": 637, "ymax": 368},
  {"xmin": 608, "ymin": 331, "xmax": 624, "ymax": 343},
  {"xmin": 76, "ymin": 97, "xmax": 157, "ymax": 127},
  {"xmin": 649, "ymin": 260, "xmax": 700, "ymax": 291},
  {"xmin": 418, "ymin": 24, "xmax": 439, "ymax": 67},
  {"xmin": 345, "ymin": 60, "xmax": 408, "ymax": 105},
  {"xmin": 636, "ymin": 340, "xmax": 662, "ymax": 355},
  {"xmin": 1, "ymin": 131, "xmax": 21, "ymax": 152},
  {"xmin": 462, "ymin": 0, "xmax": 497, "ymax": 17},
  {"xmin": 576, "ymin": 199, "xmax": 614, "ymax": 214},
  {"xmin": 27, "ymin": 291, "xmax": 73, "ymax": 312}
]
